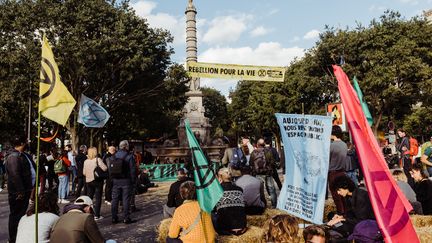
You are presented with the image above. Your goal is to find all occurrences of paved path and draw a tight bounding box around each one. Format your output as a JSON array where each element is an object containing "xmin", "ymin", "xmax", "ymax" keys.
[{"xmin": 0, "ymin": 182, "xmax": 171, "ymax": 242}]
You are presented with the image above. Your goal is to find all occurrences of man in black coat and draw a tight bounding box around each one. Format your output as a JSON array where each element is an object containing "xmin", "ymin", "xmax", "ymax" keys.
[
  {"xmin": 75, "ymin": 145, "xmax": 88, "ymax": 197},
  {"xmin": 163, "ymin": 168, "xmax": 193, "ymax": 218},
  {"xmin": 5, "ymin": 136, "xmax": 36, "ymax": 243}
]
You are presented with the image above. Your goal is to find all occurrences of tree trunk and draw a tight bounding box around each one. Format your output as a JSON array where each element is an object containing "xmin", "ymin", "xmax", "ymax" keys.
[{"xmin": 373, "ymin": 111, "xmax": 383, "ymax": 135}]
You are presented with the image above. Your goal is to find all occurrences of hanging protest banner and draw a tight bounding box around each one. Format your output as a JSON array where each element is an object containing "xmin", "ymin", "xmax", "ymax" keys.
[
  {"xmin": 275, "ymin": 113, "xmax": 332, "ymax": 224},
  {"xmin": 186, "ymin": 61, "xmax": 286, "ymax": 82}
]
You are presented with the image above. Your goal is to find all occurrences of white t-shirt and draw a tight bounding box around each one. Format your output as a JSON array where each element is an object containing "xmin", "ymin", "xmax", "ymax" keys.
[{"xmin": 16, "ymin": 212, "xmax": 59, "ymax": 243}]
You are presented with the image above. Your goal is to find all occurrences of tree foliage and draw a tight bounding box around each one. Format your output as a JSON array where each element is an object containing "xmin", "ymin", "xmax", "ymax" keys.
[
  {"xmin": 228, "ymin": 11, "xmax": 432, "ymax": 139},
  {"xmin": 201, "ymin": 87, "xmax": 229, "ymax": 135},
  {"xmin": 0, "ymin": 0, "xmax": 188, "ymax": 147}
]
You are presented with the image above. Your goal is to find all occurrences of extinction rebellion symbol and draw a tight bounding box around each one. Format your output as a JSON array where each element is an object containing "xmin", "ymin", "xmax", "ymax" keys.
[{"xmin": 40, "ymin": 57, "xmax": 56, "ymax": 99}]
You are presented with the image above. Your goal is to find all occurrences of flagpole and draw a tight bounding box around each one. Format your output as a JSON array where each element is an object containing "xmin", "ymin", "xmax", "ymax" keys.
[{"xmin": 35, "ymin": 110, "xmax": 41, "ymax": 243}]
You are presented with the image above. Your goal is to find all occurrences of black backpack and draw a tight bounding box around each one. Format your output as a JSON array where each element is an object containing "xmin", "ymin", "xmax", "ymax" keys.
[
  {"xmin": 109, "ymin": 154, "xmax": 128, "ymax": 179},
  {"xmin": 229, "ymin": 147, "xmax": 247, "ymax": 169},
  {"xmin": 252, "ymin": 148, "xmax": 274, "ymax": 175}
]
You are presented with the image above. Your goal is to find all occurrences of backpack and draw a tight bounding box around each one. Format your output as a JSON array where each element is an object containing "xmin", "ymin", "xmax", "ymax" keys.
[
  {"xmin": 252, "ymin": 148, "xmax": 273, "ymax": 175},
  {"xmin": 409, "ymin": 137, "xmax": 419, "ymax": 156},
  {"xmin": 109, "ymin": 154, "xmax": 128, "ymax": 179},
  {"xmin": 54, "ymin": 159, "xmax": 67, "ymax": 174},
  {"xmin": 229, "ymin": 147, "xmax": 247, "ymax": 169}
]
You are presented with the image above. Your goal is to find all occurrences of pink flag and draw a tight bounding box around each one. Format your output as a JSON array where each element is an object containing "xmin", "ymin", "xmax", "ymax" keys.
[{"xmin": 333, "ymin": 65, "xmax": 419, "ymax": 243}]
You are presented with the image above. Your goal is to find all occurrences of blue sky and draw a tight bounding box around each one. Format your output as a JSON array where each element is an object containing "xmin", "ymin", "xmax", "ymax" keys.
[{"xmin": 130, "ymin": 0, "xmax": 431, "ymax": 97}]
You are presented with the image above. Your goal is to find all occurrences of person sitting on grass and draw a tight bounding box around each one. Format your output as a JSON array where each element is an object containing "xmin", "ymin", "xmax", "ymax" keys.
[
  {"xmin": 303, "ymin": 224, "xmax": 329, "ymax": 243},
  {"xmin": 16, "ymin": 192, "xmax": 60, "ymax": 243},
  {"xmin": 265, "ymin": 214, "xmax": 300, "ymax": 243},
  {"xmin": 213, "ymin": 168, "xmax": 247, "ymax": 236},
  {"xmin": 327, "ymin": 175, "xmax": 376, "ymax": 239},
  {"xmin": 168, "ymin": 181, "xmax": 216, "ymax": 243},
  {"xmin": 410, "ymin": 163, "xmax": 432, "ymax": 215}
]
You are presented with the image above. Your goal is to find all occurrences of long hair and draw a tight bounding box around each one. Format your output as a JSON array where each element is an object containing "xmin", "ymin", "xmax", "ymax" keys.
[
  {"xmin": 265, "ymin": 214, "xmax": 300, "ymax": 243},
  {"xmin": 26, "ymin": 192, "xmax": 59, "ymax": 216}
]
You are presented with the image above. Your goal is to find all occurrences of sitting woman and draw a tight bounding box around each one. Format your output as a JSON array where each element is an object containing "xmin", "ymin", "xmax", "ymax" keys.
[
  {"xmin": 265, "ymin": 214, "xmax": 300, "ymax": 243},
  {"xmin": 328, "ymin": 175, "xmax": 376, "ymax": 238},
  {"xmin": 16, "ymin": 192, "xmax": 60, "ymax": 243},
  {"xmin": 168, "ymin": 181, "xmax": 216, "ymax": 243},
  {"xmin": 410, "ymin": 163, "xmax": 432, "ymax": 215}
]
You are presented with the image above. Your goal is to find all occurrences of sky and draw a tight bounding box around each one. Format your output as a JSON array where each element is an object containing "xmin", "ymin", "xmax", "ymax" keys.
[{"xmin": 130, "ymin": 0, "xmax": 431, "ymax": 97}]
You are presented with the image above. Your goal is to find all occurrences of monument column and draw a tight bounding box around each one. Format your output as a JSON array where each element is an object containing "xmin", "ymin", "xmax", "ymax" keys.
[{"xmin": 178, "ymin": 0, "xmax": 211, "ymax": 147}]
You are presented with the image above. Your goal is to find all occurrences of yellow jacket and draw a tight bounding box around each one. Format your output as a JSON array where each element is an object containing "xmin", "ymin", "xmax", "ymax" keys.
[{"xmin": 168, "ymin": 200, "xmax": 216, "ymax": 243}]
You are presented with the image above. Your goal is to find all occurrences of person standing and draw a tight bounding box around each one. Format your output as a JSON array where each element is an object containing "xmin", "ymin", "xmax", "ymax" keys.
[
  {"xmin": 397, "ymin": 129, "xmax": 413, "ymax": 187},
  {"xmin": 328, "ymin": 125, "xmax": 347, "ymax": 215},
  {"xmin": 5, "ymin": 136, "xmax": 36, "ymax": 243},
  {"xmin": 110, "ymin": 140, "xmax": 136, "ymax": 224},
  {"xmin": 264, "ymin": 137, "xmax": 282, "ymax": 190},
  {"xmin": 56, "ymin": 150, "xmax": 71, "ymax": 204},
  {"xmin": 102, "ymin": 145, "xmax": 116, "ymax": 205},
  {"xmin": 66, "ymin": 144, "xmax": 77, "ymax": 196},
  {"xmin": 83, "ymin": 147, "xmax": 107, "ymax": 220},
  {"xmin": 75, "ymin": 145, "xmax": 88, "ymax": 197},
  {"xmin": 250, "ymin": 138, "xmax": 277, "ymax": 208}
]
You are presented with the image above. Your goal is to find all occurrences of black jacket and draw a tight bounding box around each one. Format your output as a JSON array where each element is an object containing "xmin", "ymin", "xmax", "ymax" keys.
[
  {"xmin": 167, "ymin": 177, "xmax": 194, "ymax": 208},
  {"xmin": 5, "ymin": 150, "xmax": 35, "ymax": 194},
  {"xmin": 75, "ymin": 152, "xmax": 87, "ymax": 178},
  {"xmin": 345, "ymin": 188, "xmax": 375, "ymax": 225}
]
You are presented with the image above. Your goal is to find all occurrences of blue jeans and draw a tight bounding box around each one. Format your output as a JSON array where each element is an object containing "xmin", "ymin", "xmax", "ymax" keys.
[
  {"xmin": 111, "ymin": 180, "xmax": 132, "ymax": 221},
  {"xmin": 70, "ymin": 166, "xmax": 77, "ymax": 194},
  {"xmin": 346, "ymin": 170, "xmax": 358, "ymax": 187},
  {"xmin": 58, "ymin": 175, "xmax": 69, "ymax": 199},
  {"xmin": 257, "ymin": 175, "xmax": 277, "ymax": 207}
]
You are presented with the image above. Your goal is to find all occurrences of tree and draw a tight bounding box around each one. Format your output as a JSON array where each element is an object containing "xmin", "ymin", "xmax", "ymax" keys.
[
  {"xmin": 0, "ymin": 0, "xmax": 188, "ymax": 148},
  {"xmin": 228, "ymin": 10, "xmax": 432, "ymax": 139},
  {"xmin": 201, "ymin": 87, "xmax": 229, "ymax": 135}
]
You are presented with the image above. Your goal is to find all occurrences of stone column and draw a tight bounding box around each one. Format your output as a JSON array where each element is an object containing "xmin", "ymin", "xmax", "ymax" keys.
[{"xmin": 178, "ymin": 0, "xmax": 211, "ymax": 147}]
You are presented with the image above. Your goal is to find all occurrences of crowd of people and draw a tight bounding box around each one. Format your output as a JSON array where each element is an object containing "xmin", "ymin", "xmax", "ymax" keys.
[
  {"xmin": 1, "ymin": 136, "xmax": 153, "ymax": 243},
  {"xmin": 1, "ymin": 124, "xmax": 432, "ymax": 242}
]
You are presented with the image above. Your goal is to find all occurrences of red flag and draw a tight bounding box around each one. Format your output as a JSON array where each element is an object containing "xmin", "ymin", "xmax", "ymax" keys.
[{"xmin": 333, "ymin": 65, "xmax": 419, "ymax": 243}]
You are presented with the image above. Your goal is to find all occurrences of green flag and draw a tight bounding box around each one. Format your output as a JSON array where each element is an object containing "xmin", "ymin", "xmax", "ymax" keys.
[
  {"xmin": 185, "ymin": 119, "xmax": 223, "ymax": 213},
  {"xmin": 353, "ymin": 76, "xmax": 373, "ymax": 126}
]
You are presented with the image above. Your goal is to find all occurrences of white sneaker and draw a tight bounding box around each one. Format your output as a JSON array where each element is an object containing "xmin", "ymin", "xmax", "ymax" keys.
[
  {"xmin": 94, "ymin": 216, "xmax": 104, "ymax": 221},
  {"xmin": 105, "ymin": 200, "xmax": 111, "ymax": 205},
  {"xmin": 58, "ymin": 199, "xmax": 62, "ymax": 203},
  {"xmin": 61, "ymin": 199, "xmax": 70, "ymax": 204}
]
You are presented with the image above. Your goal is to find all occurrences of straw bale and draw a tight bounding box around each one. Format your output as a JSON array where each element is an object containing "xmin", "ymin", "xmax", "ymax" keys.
[
  {"xmin": 157, "ymin": 218, "xmax": 172, "ymax": 243},
  {"xmin": 324, "ymin": 199, "xmax": 336, "ymax": 218},
  {"xmin": 415, "ymin": 226, "xmax": 432, "ymax": 243},
  {"xmin": 218, "ymin": 226, "xmax": 266, "ymax": 243},
  {"xmin": 410, "ymin": 215, "xmax": 432, "ymax": 228}
]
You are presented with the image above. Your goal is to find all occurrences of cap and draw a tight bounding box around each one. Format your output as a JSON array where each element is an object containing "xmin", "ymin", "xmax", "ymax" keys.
[{"xmin": 74, "ymin": 196, "xmax": 93, "ymax": 207}]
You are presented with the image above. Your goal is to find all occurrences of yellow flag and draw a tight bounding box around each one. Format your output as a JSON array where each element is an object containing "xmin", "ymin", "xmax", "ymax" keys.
[{"xmin": 39, "ymin": 35, "xmax": 76, "ymax": 126}]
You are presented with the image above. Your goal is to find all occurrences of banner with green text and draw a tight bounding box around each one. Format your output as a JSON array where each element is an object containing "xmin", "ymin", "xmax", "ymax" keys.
[{"xmin": 187, "ymin": 61, "xmax": 286, "ymax": 82}]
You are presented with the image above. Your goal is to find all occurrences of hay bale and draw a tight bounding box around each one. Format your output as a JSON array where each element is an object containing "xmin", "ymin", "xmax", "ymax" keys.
[
  {"xmin": 247, "ymin": 214, "xmax": 268, "ymax": 228},
  {"xmin": 157, "ymin": 218, "xmax": 172, "ymax": 243},
  {"xmin": 324, "ymin": 199, "xmax": 336, "ymax": 218},
  {"xmin": 410, "ymin": 215, "xmax": 432, "ymax": 228},
  {"xmin": 415, "ymin": 226, "xmax": 432, "ymax": 243},
  {"xmin": 218, "ymin": 226, "xmax": 266, "ymax": 243}
]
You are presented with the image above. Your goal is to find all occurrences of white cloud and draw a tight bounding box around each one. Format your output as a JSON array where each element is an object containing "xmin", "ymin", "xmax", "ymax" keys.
[
  {"xmin": 369, "ymin": 5, "xmax": 387, "ymax": 12},
  {"xmin": 303, "ymin": 29, "xmax": 320, "ymax": 40},
  {"xmin": 250, "ymin": 26, "xmax": 272, "ymax": 37},
  {"xmin": 202, "ymin": 15, "xmax": 252, "ymax": 45},
  {"xmin": 131, "ymin": 1, "xmax": 157, "ymax": 17},
  {"xmin": 199, "ymin": 42, "xmax": 304, "ymax": 66},
  {"xmin": 198, "ymin": 42, "xmax": 305, "ymax": 96},
  {"xmin": 290, "ymin": 36, "xmax": 300, "ymax": 43},
  {"xmin": 131, "ymin": 0, "xmax": 186, "ymax": 46},
  {"xmin": 399, "ymin": 0, "xmax": 419, "ymax": 5}
]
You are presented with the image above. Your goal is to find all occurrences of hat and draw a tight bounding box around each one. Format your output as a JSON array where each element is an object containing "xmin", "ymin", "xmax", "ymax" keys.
[
  {"xmin": 347, "ymin": 220, "xmax": 382, "ymax": 242},
  {"xmin": 74, "ymin": 196, "xmax": 93, "ymax": 207}
]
